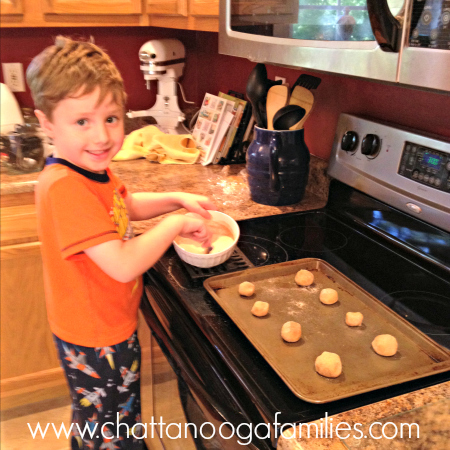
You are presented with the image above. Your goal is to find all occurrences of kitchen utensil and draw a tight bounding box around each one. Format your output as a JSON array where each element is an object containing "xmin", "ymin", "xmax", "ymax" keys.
[
  {"xmin": 272, "ymin": 105, "xmax": 306, "ymax": 131},
  {"xmin": 245, "ymin": 64, "xmax": 267, "ymax": 128},
  {"xmin": 266, "ymin": 85, "xmax": 289, "ymax": 130},
  {"xmin": 246, "ymin": 126, "xmax": 310, "ymax": 206},
  {"xmin": 288, "ymin": 86, "xmax": 315, "ymax": 130},
  {"xmin": 173, "ymin": 211, "xmax": 240, "ymax": 268},
  {"xmin": 291, "ymin": 74, "xmax": 322, "ymax": 92},
  {"xmin": 246, "ymin": 64, "xmax": 282, "ymax": 129},
  {"xmin": 204, "ymin": 258, "xmax": 450, "ymax": 403}
]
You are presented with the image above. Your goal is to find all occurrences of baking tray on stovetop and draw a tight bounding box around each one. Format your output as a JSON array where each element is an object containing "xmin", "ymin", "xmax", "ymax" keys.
[{"xmin": 203, "ymin": 258, "xmax": 450, "ymax": 404}]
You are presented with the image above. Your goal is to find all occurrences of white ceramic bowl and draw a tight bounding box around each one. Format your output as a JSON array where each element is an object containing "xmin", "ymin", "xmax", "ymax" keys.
[{"xmin": 173, "ymin": 211, "xmax": 240, "ymax": 268}]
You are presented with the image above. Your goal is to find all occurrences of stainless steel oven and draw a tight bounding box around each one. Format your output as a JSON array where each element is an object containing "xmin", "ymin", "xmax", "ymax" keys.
[{"xmin": 140, "ymin": 114, "xmax": 450, "ymax": 449}]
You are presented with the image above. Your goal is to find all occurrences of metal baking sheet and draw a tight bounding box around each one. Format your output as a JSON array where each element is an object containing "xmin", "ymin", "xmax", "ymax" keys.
[{"xmin": 203, "ymin": 258, "xmax": 450, "ymax": 404}]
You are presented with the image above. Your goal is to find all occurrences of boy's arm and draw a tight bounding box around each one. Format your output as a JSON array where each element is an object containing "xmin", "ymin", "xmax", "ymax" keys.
[
  {"xmin": 84, "ymin": 214, "xmax": 211, "ymax": 283},
  {"xmin": 125, "ymin": 192, "xmax": 217, "ymax": 221}
]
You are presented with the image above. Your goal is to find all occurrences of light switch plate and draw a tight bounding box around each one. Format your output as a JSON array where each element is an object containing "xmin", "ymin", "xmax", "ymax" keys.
[{"xmin": 2, "ymin": 63, "xmax": 26, "ymax": 92}]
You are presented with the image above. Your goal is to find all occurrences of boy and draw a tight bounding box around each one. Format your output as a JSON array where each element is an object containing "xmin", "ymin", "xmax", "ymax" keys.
[{"xmin": 27, "ymin": 36, "xmax": 215, "ymax": 449}]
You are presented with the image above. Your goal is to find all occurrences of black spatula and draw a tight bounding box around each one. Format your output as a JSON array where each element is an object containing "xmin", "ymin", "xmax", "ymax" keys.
[{"xmin": 291, "ymin": 74, "xmax": 322, "ymax": 93}]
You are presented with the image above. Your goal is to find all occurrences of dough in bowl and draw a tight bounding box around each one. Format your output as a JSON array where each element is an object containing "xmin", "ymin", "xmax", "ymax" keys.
[
  {"xmin": 315, "ymin": 351, "xmax": 342, "ymax": 378},
  {"xmin": 210, "ymin": 235, "xmax": 234, "ymax": 254},
  {"xmin": 174, "ymin": 236, "xmax": 208, "ymax": 254},
  {"xmin": 372, "ymin": 334, "xmax": 398, "ymax": 356}
]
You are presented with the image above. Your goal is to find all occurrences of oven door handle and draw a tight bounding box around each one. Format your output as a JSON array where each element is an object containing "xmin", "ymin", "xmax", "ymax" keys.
[{"xmin": 140, "ymin": 291, "xmax": 274, "ymax": 450}]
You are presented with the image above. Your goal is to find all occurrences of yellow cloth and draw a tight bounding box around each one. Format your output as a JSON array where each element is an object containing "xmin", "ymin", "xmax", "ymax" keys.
[{"xmin": 113, "ymin": 125, "xmax": 200, "ymax": 164}]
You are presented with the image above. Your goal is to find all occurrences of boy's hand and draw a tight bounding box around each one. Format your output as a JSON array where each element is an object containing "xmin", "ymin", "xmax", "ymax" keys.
[
  {"xmin": 178, "ymin": 193, "xmax": 217, "ymax": 220},
  {"xmin": 179, "ymin": 216, "xmax": 213, "ymax": 248}
]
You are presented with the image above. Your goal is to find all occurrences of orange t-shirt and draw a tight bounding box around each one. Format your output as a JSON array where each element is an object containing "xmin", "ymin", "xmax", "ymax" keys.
[{"xmin": 36, "ymin": 158, "xmax": 143, "ymax": 347}]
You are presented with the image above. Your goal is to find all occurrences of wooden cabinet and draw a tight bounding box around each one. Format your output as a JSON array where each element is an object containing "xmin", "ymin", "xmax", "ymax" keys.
[
  {"xmin": 0, "ymin": 199, "xmax": 60, "ymax": 380},
  {"xmin": 0, "ymin": 198, "xmax": 68, "ymax": 411},
  {"xmin": 0, "ymin": 241, "xmax": 60, "ymax": 380},
  {"xmin": 1, "ymin": 0, "xmax": 144, "ymax": 27},
  {"xmin": 41, "ymin": 0, "xmax": 142, "ymax": 15},
  {"xmin": 191, "ymin": 0, "xmax": 219, "ymax": 17},
  {"xmin": 0, "ymin": 0, "xmax": 23, "ymax": 15},
  {"xmin": 1, "ymin": 0, "xmax": 219, "ymax": 30},
  {"xmin": 146, "ymin": 0, "xmax": 219, "ymax": 31},
  {"xmin": 147, "ymin": 0, "xmax": 188, "ymax": 16}
]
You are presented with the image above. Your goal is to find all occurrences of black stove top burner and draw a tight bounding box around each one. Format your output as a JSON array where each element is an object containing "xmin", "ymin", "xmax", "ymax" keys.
[
  {"xmin": 380, "ymin": 291, "xmax": 450, "ymax": 348},
  {"xmin": 277, "ymin": 226, "xmax": 348, "ymax": 253},
  {"xmin": 238, "ymin": 235, "xmax": 289, "ymax": 266}
]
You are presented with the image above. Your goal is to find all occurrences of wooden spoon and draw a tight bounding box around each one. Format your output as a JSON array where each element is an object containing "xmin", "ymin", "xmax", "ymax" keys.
[
  {"xmin": 288, "ymin": 86, "xmax": 315, "ymax": 130},
  {"xmin": 266, "ymin": 85, "xmax": 289, "ymax": 130}
]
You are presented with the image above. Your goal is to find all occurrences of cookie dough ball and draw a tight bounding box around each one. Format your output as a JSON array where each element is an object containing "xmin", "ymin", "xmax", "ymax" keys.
[
  {"xmin": 319, "ymin": 288, "xmax": 338, "ymax": 305},
  {"xmin": 210, "ymin": 235, "xmax": 234, "ymax": 254},
  {"xmin": 251, "ymin": 301, "xmax": 269, "ymax": 317},
  {"xmin": 239, "ymin": 281, "xmax": 255, "ymax": 297},
  {"xmin": 295, "ymin": 269, "xmax": 314, "ymax": 287},
  {"xmin": 315, "ymin": 352, "xmax": 342, "ymax": 378},
  {"xmin": 281, "ymin": 321, "xmax": 302, "ymax": 342},
  {"xmin": 372, "ymin": 334, "xmax": 398, "ymax": 356},
  {"xmin": 345, "ymin": 312, "xmax": 363, "ymax": 327}
]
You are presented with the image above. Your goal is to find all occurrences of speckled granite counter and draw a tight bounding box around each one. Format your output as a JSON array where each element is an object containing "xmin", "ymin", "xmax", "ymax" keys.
[
  {"xmin": 278, "ymin": 381, "xmax": 450, "ymax": 449},
  {"xmin": 1, "ymin": 156, "xmax": 330, "ymax": 232}
]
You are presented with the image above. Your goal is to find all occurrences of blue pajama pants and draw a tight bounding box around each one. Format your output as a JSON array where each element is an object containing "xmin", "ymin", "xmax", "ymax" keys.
[{"xmin": 54, "ymin": 331, "xmax": 147, "ymax": 450}]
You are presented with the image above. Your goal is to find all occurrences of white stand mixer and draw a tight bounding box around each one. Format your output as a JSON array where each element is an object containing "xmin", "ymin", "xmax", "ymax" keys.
[{"xmin": 127, "ymin": 39, "xmax": 190, "ymax": 134}]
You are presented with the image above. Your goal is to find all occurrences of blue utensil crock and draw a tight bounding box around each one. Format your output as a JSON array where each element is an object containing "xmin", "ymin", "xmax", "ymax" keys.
[{"xmin": 246, "ymin": 126, "xmax": 310, "ymax": 206}]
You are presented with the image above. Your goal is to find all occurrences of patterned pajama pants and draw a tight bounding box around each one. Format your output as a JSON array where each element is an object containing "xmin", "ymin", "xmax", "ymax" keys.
[{"xmin": 54, "ymin": 332, "xmax": 147, "ymax": 450}]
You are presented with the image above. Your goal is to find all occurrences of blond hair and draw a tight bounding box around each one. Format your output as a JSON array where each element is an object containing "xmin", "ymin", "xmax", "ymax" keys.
[{"xmin": 26, "ymin": 36, "xmax": 127, "ymax": 120}]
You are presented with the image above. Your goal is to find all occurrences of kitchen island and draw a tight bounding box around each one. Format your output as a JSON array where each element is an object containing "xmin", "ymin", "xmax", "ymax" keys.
[{"xmin": 1, "ymin": 158, "xmax": 449, "ymax": 449}]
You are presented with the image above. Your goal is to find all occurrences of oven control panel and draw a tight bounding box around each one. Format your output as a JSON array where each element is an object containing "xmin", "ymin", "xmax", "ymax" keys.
[
  {"xmin": 399, "ymin": 142, "xmax": 450, "ymax": 193},
  {"xmin": 328, "ymin": 114, "xmax": 450, "ymax": 232},
  {"xmin": 409, "ymin": 0, "xmax": 450, "ymax": 50}
]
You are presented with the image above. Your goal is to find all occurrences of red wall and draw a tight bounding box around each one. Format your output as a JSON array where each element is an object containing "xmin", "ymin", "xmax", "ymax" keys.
[{"xmin": 1, "ymin": 27, "xmax": 449, "ymax": 160}]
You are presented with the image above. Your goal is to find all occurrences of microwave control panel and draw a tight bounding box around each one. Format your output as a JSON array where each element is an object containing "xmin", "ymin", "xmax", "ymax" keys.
[
  {"xmin": 398, "ymin": 142, "xmax": 450, "ymax": 192},
  {"xmin": 409, "ymin": 0, "xmax": 450, "ymax": 50}
]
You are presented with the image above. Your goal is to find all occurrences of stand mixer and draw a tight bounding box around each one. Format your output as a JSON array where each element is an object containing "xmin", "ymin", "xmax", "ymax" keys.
[{"xmin": 127, "ymin": 39, "xmax": 189, "ymax": 134}]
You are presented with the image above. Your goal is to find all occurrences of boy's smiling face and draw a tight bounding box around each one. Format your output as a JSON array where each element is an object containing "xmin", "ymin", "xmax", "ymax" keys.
[{"xmin": 37, "ymin": 87, "xmax": 124, "ymax": 173}]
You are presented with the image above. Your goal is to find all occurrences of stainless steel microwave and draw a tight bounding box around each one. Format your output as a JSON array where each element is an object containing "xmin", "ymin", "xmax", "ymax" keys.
[{"xmin": 219, "ymin": 0, "xmax": 450, "ymax": 92}]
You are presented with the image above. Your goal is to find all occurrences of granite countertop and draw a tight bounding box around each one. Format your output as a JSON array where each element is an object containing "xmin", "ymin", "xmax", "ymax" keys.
[
  {"xmin": 0, "ymin": 156, "xmax": 330, "ymax": 233},
  {"xmin": 278, "ymin": 381, "xmax": 450, "ymax": 449}
]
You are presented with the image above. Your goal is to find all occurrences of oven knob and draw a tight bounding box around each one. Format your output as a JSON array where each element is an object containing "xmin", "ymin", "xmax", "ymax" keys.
[
  {"xmin": 361, "ymin": 134, "xmax": 381, "ymax": 157},
  {"xmin": 341, "ymin": 131, "xmax": 358, "ymax": 152}
]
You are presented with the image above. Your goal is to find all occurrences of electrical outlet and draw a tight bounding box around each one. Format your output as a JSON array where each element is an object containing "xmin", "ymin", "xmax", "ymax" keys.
[
  {"xmin": 275, "ymin": 76, "xmax": 289, "ymax": 89},
  {"xmin": 2, "ymin": 63, "xmax": 26, "ymax": 92}
]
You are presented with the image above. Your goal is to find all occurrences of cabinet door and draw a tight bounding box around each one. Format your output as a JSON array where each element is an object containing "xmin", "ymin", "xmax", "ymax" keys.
[
  {"xmin": 41, "ymin": 0, "xmax": 142, "ymax": 14},
  {"xmin": 0, "ymin": 0, "xmax": 23, "ymax": 15},
  {"xmin": 190, "ymin": 0, "xmax": 218, "ymax": 17},
  {"xmin": 0, "ymin": 242, "xmax": 60, "ymax": 380},
  {"xmin": 147, "ymin": 0, "xmax": 187, "ymax": 16}
]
